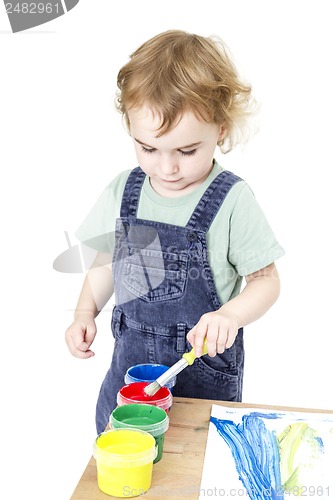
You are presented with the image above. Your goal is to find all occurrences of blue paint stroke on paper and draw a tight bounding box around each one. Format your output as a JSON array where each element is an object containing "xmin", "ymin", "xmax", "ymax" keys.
[
  {"xmin": 211, "ymin": 414, "xmax": 283, "ymax": 499},
  {"xmin": 315, "ymin": 436, "xmax": 324, "ymax": 448}
]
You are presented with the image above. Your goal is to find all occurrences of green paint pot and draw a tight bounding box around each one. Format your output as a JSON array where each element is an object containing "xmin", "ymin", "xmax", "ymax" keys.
[{"xmin": 110, "ymin": 404, "xmax": 169, "ymax": 464}]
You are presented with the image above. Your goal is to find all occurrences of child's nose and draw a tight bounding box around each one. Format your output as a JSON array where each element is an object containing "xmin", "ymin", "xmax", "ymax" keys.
[{"xmin": 159, "ymin": 156, "xmax": 179, "ymax": 175}]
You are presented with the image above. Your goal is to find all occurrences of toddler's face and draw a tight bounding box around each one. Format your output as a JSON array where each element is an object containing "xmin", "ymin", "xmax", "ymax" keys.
[{"xmin": 128, "ymin": 106, "xmax": 225, "ymax": 197}]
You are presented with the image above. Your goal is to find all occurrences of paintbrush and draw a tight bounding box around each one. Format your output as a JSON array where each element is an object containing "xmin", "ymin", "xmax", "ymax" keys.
[{"xmin": 144, "ymin": 340, "xmax": 208, "ymax": 396}]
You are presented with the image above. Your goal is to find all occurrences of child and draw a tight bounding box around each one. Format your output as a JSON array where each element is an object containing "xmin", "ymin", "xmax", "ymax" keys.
[{"xmin": 65, "ymin": 30, "xmax": 284, "ymax": 434}]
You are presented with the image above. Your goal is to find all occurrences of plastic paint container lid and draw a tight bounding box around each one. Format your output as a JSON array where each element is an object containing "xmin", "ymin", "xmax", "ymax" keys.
[
  {"xmin": 125, "ymin": 364, "xmax": 177, "ymax": 389},
  {"xmin": 110, "ymin": 403, "xmax": 169, "ymax": 437},
  {"xmin": 93, "ymin": 428, "xmax": 156, "ymax": 467},
  {"xmin": 117, "ymin": 382, "xmax": 173, "ymax": 412}
]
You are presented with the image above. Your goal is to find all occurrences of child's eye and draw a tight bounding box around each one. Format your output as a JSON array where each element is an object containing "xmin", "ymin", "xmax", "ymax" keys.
[
  {"xmin": 179, "ymin": 149, "xmax": 196, "ymax": 157},
  {"xmin": 141, "ymin": 146, "xmax": 155, "ymax": 154}
]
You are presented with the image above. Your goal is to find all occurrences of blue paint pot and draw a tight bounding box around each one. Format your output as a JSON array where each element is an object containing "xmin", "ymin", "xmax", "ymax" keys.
[{"xmin": 125, "ymin": 364, "xmax": 177, "ymax": 393}]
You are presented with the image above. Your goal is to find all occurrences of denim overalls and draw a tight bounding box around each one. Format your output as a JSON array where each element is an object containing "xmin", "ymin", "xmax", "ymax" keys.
[{"xmin": 96, "ymin": 166, "xmax": 244, "ymax": 433}]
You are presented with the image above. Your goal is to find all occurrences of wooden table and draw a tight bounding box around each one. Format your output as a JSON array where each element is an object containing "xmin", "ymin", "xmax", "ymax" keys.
[{"xmin": 70, "ymin": 397, "xmax": 333, "ymax": 499}]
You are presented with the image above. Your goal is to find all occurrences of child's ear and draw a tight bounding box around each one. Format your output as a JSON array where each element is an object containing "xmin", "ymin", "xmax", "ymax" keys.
[{"xmin": 217, "ymin": 124, "xmax": 227, "ymax": 143}]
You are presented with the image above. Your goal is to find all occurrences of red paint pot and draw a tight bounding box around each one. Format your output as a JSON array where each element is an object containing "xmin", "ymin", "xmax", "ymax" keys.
[{"xmin": 117, "ymin": 382, "xmax": 172, "ymax": 412}]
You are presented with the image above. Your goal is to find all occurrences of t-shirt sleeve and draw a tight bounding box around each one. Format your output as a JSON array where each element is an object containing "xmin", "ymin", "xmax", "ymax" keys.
[
  {"xmin": 228, "ymin": 183, "xmax": 285, "ymax": 276},
  {"xmin": 75, "ymin": 170, "xmax": 131, "ymax": 253}
]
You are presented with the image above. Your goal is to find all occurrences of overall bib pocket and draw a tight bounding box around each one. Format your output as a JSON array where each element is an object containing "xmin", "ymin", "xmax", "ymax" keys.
[{"xmin": 122, "ymin": 248, "xmax": 188, "ymax": 302}]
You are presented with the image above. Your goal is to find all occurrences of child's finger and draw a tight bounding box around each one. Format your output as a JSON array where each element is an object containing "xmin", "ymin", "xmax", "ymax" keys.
[
  {"xmin": 216, "ymin": 332, "xmax": 227, "ymax": 354},
  {"xmin": 67, "ymin": 331, "xmax": 95, "ymax": 358},
  {"xmin": 84, "ymin": 323, "xmax": 97, "ymax": 346},
  {"xmin": 74, "ymin": 348, "xmax": 95, "ymax": 359},
  {"xmin": 206, "ymin": 331, "xmax": 219, "ymax": 357},
  {"xmin": 66, "ymin": 336, "xmax": 87, "ymax": 358},
  {"xmin": 73, "ymin": 340, "xmax": 95, "ymax": 358},
  {"xmin": 186, "ymin": 326, "xmax": 196, "ymax": 346},
  {"xmin": 191, "ymin": 323, "xmax": 208, "ymax": 358},
  {"xmin": 225, "ymin": 325, "xmax": 238, "ymax": 349}
]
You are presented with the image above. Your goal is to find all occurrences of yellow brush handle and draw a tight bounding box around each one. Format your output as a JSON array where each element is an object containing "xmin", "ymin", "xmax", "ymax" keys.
[{"xmin": 182, "ymin": 340, "xmax": 208, "ymax": 366}]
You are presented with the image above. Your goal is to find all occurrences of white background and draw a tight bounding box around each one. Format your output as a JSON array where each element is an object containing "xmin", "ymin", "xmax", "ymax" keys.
[{"xmin": 1, "ymin": 1, "xmax": 332, "ymax": 498}]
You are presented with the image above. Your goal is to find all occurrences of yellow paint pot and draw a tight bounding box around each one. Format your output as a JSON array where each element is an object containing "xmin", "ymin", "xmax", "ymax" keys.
[{"xmin": 93, "ymin": 428, "xmax": 157, "ymax": 497}]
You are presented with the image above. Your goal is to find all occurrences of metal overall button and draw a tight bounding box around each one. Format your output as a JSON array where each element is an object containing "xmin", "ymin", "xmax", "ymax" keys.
[{"xmin": 187, "ymin": 231, "xmax": 198, "ymax": 242}]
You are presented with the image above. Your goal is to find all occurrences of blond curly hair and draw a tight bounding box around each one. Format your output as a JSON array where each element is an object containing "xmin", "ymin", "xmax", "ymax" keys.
[{"xmin": 116, "ymin": 30, "xmax": 256, "ymax": 153}]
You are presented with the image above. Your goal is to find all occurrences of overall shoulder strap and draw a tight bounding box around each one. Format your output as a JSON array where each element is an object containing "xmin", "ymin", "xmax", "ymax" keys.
[
  {"xmin": 120, "ymin": 167, "xmax": 146, "ymax": 219},
  {"xmin": 186, "ymin": 170, "xmax": 242, "ymax": 232}
]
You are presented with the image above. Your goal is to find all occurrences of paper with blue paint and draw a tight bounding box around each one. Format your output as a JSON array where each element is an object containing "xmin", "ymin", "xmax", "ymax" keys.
[{"xmin": 199, "ymin": 405, "xmax": 333, "ymax": 499}]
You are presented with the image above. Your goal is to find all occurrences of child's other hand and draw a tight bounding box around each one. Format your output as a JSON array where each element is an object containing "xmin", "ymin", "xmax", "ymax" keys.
[
  {"xmin": 187, "ymin": 310, "xmax": 239, "ymax": 358},
  {"xmin": 65, "ymin": 314, "xmax": 97, "ymax": 359}
]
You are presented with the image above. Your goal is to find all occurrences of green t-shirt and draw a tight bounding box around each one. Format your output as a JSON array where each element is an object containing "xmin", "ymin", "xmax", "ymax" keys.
[{"xmin": 76, "ymin": 161, "xmax": 284, "ymax": 305}]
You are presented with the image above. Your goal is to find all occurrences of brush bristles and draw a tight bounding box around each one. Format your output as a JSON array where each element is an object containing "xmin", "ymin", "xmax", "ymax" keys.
[{"xmin": 144, "ymin": 381, "xmax": 161, "ymax": 397}]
